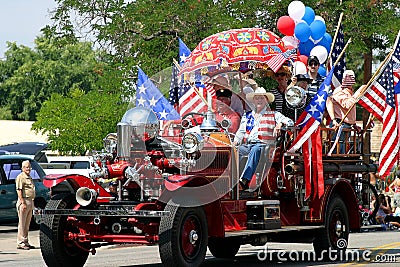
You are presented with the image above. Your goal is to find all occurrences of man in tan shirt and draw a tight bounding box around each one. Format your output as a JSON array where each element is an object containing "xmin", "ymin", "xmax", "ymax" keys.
[{"xmin": 15, "ymin": 160, "xmax": 36, "ymax": 250}]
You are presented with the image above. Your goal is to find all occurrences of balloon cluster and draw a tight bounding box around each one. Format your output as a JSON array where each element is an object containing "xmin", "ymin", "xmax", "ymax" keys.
[{"xmin": 277, "ymin": 1, "xmax": 331, "ymax": 76}]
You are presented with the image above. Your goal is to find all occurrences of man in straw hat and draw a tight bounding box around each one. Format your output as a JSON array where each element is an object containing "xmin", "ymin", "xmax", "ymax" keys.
[
  {"xmin": 270, "ymin": 65, "xmax": 292, "ymax": 113},
  {"xmin": 234, "ymin": 87, "xmax": 293, "ymax": 190}
]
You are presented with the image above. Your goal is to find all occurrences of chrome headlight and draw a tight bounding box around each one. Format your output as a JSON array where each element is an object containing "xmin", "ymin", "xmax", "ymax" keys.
[
  {"xmin": 182, "ymin": 133, "xmax": 204, "ymax": 154},
  {"xmin": 285, "ymin": 86, "xmax": 307, "ymax": 108}
]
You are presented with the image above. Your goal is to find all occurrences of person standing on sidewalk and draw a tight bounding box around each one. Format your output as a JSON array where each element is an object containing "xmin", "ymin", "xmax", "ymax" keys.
[{"xmin": 15, "ymin": 160, "xmax": 36, "ymax": 250}]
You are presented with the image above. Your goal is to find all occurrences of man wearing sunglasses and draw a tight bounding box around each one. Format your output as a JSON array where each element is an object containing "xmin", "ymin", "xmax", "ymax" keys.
[
  {"xmin": 270, "ymin": 65, "xmax": 291, "ymax": 113},
  {"xmin": 306, "ymin": 56, "xmax": 324, "ymax": 96}
]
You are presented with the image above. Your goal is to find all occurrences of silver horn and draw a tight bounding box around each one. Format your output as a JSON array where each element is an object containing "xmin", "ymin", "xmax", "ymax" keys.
[{"xmin": 76, "ymin": 187, "xmax": 98, "ymax": 206}]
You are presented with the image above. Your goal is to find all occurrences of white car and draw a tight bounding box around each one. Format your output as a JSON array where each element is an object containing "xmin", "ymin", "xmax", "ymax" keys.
[{"xmin": 41, "ymin": 156, "xmax": 94, "ymax": 177}]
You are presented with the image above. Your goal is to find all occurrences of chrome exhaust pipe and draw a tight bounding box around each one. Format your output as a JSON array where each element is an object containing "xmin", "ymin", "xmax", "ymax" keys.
[{"xmin": 76, "ymin": 187, "xmax": 98, "ymax": 206}]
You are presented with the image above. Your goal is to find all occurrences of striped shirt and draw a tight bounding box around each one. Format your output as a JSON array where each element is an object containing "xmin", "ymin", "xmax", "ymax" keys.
[{"xmin": 269, "ymin": 87, "xmax": 285, "ymax": 113}]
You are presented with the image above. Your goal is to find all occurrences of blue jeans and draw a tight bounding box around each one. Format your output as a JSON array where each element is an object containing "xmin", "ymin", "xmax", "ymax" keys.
[
  {"xmin": 330, "ymin": 121, "xmax": 352, "ymax": 154},
  {"xmin": 238, "ymin": 143, "xmax": 266, "ymax": 181}
]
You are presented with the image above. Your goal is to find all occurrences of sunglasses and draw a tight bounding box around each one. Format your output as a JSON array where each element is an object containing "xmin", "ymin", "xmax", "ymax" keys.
[
  {"xmin": 308, "ymin": 62, "xmax": 319, "ymax": 67},
  {"xmin": 274, "ymin": 73, "xmax": 286, "ymax": 77}
]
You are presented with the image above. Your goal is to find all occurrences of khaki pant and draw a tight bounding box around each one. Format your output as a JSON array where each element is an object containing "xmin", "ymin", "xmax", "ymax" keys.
[{"xmin": 16, "ymin": 198, "xmax": 34, "ymax": 246}]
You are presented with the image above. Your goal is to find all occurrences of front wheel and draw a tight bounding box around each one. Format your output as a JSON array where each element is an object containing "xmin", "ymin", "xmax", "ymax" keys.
[
  {"xmin": 313, "ymin": 195, "xmax": 349, "ymax": 260},
  {"xmin": 40, "ymin": 194, "xmax": 89, "ymax": 267},
  {"xmin": 158, "ymin": 203, "xmax": 208, "ymax": 267}
]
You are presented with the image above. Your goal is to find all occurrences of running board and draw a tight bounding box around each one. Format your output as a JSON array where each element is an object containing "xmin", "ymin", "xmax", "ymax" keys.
[{"xmin": 225, "ymin": 225, "xmax": 324, "ymax": 238}]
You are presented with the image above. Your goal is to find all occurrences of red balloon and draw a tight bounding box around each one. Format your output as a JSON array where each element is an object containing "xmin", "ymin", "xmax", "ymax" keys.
[
  {"xmin": 298, "ymin": 55, "xmax": 308, "ymax": 65},
  {"xmin": 277, "ymin": 16, "xmax": 295, "ymax": 36}
]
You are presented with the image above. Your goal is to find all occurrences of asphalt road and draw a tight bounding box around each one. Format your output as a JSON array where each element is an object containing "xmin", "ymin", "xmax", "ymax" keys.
[{"xmin": 1, "ymin": 225, "xmax": 399, "ymax": 267}]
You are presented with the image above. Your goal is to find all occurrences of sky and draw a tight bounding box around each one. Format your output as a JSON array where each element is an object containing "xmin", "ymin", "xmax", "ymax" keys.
[{"xmin": 0, "ymin": 0, "xmax": 57, "ymax": 57}]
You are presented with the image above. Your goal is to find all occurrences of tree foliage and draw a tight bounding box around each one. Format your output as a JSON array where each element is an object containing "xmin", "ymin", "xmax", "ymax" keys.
[
  {"xmin": 32, "ymin": 89, "xmax": 127, "ymax": 155},
  {"xmin": 49, "ymin": 0, "xmax": 399, "ymax": 77},
  {"xmin": 0, "ymin": 36, "xmax": 105, "ymax": 121}
]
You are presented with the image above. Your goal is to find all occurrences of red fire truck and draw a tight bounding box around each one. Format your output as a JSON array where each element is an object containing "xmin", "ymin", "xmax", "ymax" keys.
[{"xmin": 35, "ymin": 72, "xmax": 378, "ymax": 267}]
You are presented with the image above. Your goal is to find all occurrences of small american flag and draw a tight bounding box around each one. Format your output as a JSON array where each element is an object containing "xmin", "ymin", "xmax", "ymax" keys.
[
  {"xmin": 329, "ymin": 22, "xmax": 346, "ymax": 90},
  {"xmin": 265, "ymin": 48, "xmax": 297, "ymax": 73}
]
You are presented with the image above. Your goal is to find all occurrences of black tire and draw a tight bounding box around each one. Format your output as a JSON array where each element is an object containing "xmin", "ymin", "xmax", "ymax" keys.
[
  {"xmin": 158, "ymin": 202, "xmax": 208, "ymax": 267},
  {"xmin": 40, "ymin": 194, "xmax": 89, "ymax": 267},
  {"xmin": 208, "ymin": 237, "xmax": 240, "ymax": 258},
  {"xmin": 313, "ymin": 195, "xmax": 349, "ymax": 260}
]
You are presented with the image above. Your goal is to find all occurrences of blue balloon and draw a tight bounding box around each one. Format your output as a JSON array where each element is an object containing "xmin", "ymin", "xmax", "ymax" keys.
[
  {"xmin": 323, "ymin": 32, "xmax": 332, "ymax": 44},
  {"xmin": 294, "ymin": 22, "xmax": 311, "ymax": 43},
  {"xmin": 317, "ymin": 36, "xmax": 331, "ymax": 53},
  {"xmin": 298, "ymin": 39, "xmax": 315, "ymax": 56},
  {"xmin": 302, "ymin": 7, "xmax": 315, "ymax": 25},
  {"xmin": 310, "ymin": 20, "xmax": 326, "ymax": 40},
  {"xmin": 318, "ymin": 65, "xmax": 327, "ymax": 77}
]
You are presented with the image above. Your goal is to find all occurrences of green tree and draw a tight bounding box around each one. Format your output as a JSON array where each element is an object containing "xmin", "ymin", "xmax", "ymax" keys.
[
  {"xmin": 32, "ymin": 88, "xmax": 127, "ymax": 155},
  {"xmin": 0, "ymin": 36, "xmax": 105, "ymax": 120}
]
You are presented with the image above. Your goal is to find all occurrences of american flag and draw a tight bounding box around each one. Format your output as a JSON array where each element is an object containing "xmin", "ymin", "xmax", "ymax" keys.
[
  {"xmin": 329, "ymin": 22, "xmax": 346, "ymax": 90},
  {"xmin": 288, "ymin": 68, "xmax": 335, "ymax": 199},
  {"xmin": 169, "ymin": 38, "xmax": 192, "ymax": 107},
  {"xmin": 265, "ymin": 48, "xmax": 297, "ymax": 73},
  {"xmin": 136, "ymin": 67, "xmax": 180, "ymax": 120},
  {"xmin": 169, "ymin": 38, "xmax": 215, "ymax": 117},
  {"xmin": 359, "ymin": 36, "xmax": 400, "ymax": 178}
]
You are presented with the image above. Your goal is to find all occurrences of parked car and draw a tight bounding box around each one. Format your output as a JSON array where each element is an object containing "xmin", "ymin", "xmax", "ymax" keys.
[
  {"xmin": 42, "ymin": 156, "xmax": 94, "ymax": 177},
  {"xmin": 0, "ymin": 155, "xmax": 50, "ymax": 226},
  {"xmin": 0, "ymin": 142, "xmax": 49, "ymax": 163}
]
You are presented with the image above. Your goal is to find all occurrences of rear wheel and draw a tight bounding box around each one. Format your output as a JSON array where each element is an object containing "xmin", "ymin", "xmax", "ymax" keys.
[
  {"xmin": 159, "ymin": 202, "xmax": 208, "ymax": 267},
  {"xmin": 40, "ymin": 194, "xmax": 89, "ymax": 267},
  {"xmin": 313, "ymin": 195, "xmax": 349, "ymax": 260},
  {"xmin": 208, "ymin": 237, "xmax": 240, "ymax": 258}
]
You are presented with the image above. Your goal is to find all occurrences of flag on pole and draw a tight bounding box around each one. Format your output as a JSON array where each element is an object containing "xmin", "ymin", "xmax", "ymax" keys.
[
  {"xmin": 358, "ymin": 36, "xmax": 400, "ymax": 177},
  {"xmin": 288, "ymin": 68, "xmax": 334, "ymax": 199},
  {"xmin": 136, "ymin": 67, "xmax": 180, "ymax": 120},
  {"xmin": 169, "ymin": 38, "xmax": 215, "ymax": 117},
  {"xmin": 265, "ymin": 48, "xmax": 297, "ymax": 73},
  {"xmin": 329, "ymin": 22, "xmax": 346, "ymax": 90},
  {"xmin": 169, "ymin": 38, "xmax": 192, "ymax": 106}
]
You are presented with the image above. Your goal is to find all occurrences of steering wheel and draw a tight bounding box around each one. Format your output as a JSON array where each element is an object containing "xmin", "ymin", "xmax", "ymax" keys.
[{"xmin": 182, "ymin": 112, "xmax": 204, "ymax": 126}]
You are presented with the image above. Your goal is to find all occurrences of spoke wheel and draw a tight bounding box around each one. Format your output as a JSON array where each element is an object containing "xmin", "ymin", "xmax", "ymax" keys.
[
  {"xmin": 313, "ymin": 194, "xmax": 349, "ymax": 260},
  {"xmin": 40, "ymin": 194, "xmax": 89, "ymax": 267},
  {"xmin": 159, "ymin": 202, "xmax": 208, "ymax": 267}
]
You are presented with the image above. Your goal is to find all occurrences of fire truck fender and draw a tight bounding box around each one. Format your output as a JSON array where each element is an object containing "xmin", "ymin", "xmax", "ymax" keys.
[
  {"xmin": 325, "ymin": 179, "xmax": 360, "ymax": 231},
  {"xmin": 43, "ymin": 174, "xmax": 110, "ymax": 197},
  {"xmin": 159, "ymin": 175, "xmax": 225, "ymax": 237}
]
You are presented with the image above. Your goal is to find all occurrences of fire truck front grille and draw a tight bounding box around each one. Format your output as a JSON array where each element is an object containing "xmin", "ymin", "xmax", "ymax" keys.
[{"xmin": 188, "ymin": 148, "xmax": 231, "ymax": 175}]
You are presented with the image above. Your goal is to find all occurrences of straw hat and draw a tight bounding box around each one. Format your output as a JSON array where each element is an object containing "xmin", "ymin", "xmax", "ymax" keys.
[
  {"xmin": 212, "ymin": 75, "xmax": 232, "ymax": 90},
  {"xmin": 246, "ymin": 87, "xmax": 275, "ymax": 103}
]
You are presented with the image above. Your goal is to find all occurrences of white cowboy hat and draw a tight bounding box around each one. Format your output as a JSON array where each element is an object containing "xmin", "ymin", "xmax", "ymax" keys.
[{"xmin": 246, "ymin": 87, "xmax": 275, "ymax": 103}]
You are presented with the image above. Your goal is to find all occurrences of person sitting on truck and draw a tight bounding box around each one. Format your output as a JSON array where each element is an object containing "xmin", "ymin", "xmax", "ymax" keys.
[
  {"xmin": 214, "ymin": 88, "xmax": 240, "ymax": 133},
  {"xmin": 326, "ymin": 70, "xmax": 365, "ymax": 153},
  {"xmin": 233, "ymin": 87, "xmax": 294, "ymax": 190}
]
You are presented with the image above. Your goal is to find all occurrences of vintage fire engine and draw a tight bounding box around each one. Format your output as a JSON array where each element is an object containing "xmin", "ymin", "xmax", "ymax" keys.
[{"xmin": 35, "ymin": 73, "xmax": 379, "ymax": 267}]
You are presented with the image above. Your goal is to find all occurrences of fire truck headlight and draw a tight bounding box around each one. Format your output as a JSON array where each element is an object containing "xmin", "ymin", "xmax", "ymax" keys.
[
  {"xmin": 182, "ymin": 133, "xmax": 204, "ymax": 154},
  {"xmin": 285, "ymin": 86, "xmax": 306, "ymax": 108}
]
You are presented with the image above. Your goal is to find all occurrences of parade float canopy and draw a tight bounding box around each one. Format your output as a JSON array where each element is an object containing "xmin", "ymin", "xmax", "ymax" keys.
[{"xmin": 179, "ymin": 28, "xmax": 297, "ymax": 82}]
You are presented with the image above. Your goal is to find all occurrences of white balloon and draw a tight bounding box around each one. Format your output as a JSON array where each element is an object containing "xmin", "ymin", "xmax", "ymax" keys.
[
  {"xmin": 282, "ymin": 35, "xmax": 300, "ymax": 48},
  {"xmin": 288, "ymin": 1, "xmax": 305, "ymax": 21},
  {"xmin": 310, "ymin": 45, "xmax": 328, "ymax": 64},
  {"xmin": 314, "ymin": 15, "xmax": 325, "ymax": 24},
  {"xmin": 293, "ymin": 61, "xmax": 307, "ymax": 75}
]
